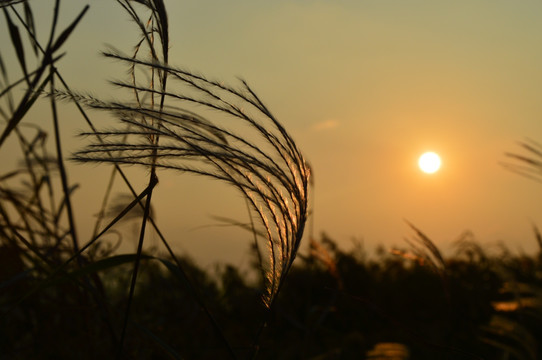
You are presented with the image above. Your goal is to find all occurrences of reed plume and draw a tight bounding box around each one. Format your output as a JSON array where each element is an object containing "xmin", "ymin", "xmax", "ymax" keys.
[
  {"xmin": 61, "ymin": 49, "xmax": 310, "ymax": 306},
  {"xmin": 502, "ymin": 138, "xmax": 542, "ymax": 183}
]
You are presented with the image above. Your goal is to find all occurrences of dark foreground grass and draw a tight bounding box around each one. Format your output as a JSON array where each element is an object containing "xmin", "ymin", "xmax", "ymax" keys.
[
  {"xmin": 1, "ymin": 1, "xmax": 542, "ymax": 359},
  {"xmin": 2, "ymin": 232, "xmax": 542, "ymax": 359},
  {"xmin": 0, "ymin": 0, "xmax": 309, "ymax": 358}
]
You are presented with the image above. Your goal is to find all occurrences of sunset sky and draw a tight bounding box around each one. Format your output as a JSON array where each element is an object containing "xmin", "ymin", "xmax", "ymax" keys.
[{"xmin": 3, "ymin": 0, "xmax": 542, "ymax": 267}]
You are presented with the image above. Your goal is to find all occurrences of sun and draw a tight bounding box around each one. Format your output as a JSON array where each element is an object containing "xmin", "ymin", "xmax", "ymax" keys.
[{"xmin": 418, "ymin": 152, "xmax": 441, "ymax": 174}]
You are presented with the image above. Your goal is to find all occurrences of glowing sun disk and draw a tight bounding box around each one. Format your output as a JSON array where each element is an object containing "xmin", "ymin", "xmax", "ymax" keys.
[{"xmin": 418, "ymin": 152, "xmax": 441, "ymax": 174}]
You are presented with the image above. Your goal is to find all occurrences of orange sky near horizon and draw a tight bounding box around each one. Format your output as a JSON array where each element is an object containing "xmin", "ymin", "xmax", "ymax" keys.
[{"xmin": 2, "ymin": 0, "xmax": 542, "ymax": 268}]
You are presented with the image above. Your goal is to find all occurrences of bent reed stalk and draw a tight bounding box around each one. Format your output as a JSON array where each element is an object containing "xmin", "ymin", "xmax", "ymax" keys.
[
  {"xmin": 60, "ymin": 54, "xmax": 311, "ymax": 305},
  {"xmin": 2, "ymin": 0, "xmax": 310, "ymax": 357},
  {"xmin": 60, "ymin": 0, "xmax": 308, "ymax": 311}
]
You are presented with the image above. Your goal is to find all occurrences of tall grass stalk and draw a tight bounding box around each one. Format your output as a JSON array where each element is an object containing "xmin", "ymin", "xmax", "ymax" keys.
[{"xmin": 1, "ymin": 0, "xmax": 309, "ymax": 358}]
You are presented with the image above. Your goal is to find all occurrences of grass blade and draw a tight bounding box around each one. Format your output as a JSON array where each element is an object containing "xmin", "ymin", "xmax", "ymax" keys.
[
  {"xmin": 3, "ymin": 7, "xmax": 29, "ymax": 86},
  {"xmin": 0, "ymin": 71, "xmax": 53, "ymax": 147},
  {"xmin": 49, "ymin": 5, "xmax": 89, "ymax": 53},
  {"xmin": 22, "ymin": 2, "xmax": 38, "ymax": 56}
]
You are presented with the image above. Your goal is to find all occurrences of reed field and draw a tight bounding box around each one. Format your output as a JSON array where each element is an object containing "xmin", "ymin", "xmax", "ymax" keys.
[{"xmin": 1, "ymin": 1, "xmax": 542, "ymax": 359}]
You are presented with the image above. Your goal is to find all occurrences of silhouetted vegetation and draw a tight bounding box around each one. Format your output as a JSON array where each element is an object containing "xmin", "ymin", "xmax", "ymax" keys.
[
  {"xmin": 2, "ymin": 1, "xmax": 542, "ymax": 359},
  {"xmin": 3, "ymin": 231, "xmax": 542, "ymax": 359}
]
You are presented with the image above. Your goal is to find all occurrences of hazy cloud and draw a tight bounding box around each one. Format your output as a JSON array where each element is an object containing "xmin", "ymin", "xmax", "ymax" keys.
[{"xmin": 312, "ymin": 119, "xmax": 339, "ymax": 131}]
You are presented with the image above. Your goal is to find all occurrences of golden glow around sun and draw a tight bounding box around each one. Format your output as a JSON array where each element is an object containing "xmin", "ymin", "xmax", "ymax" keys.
[{"xmin": 418, "ymin": 152, "xmax": 441, "ymax": 174}]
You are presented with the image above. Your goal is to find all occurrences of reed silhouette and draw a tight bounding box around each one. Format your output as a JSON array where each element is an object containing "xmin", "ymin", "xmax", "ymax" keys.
[
  {"xmin": 0, "ymin": 0, "xmax": 308, "ymax": 358},
  {"xmin": 1, "ymin": 1, "xmax": 542, "ymax": 359}
]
